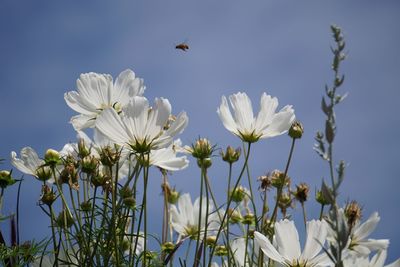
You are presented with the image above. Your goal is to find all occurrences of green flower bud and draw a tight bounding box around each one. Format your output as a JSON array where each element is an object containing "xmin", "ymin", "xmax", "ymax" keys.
[
  {"xmin": 35, "ymin": 166, "xmax": 52, "ymax": 182},
  {"xmin": 288, "ymin": 121, "xmax": 304, "ymax": 139},
  {"xmin": 242, "ymin": 213, "xmax": 256, "ymax": 225},
  {"xmin": 270, "ymin": 170, "xmax": 290, "ymax": 189},
  {"xmin": 167, "ymin": 189, "xmax": 180, "ymax": 204},
  {"xmin": 123, "ymin": 197, "xmax": 136, "ymax": 209},
  {"xmin": 229, "ymin": 185, "xmax": 248, "ymax": 203},
  {"xmin": 0, "ymin": 170, "xmax": 16, "ymax": 189},
  {"xmin": 315, "ymin": 190, "xmax": 331, "ymax": 205},
  {"xmin": 197, "ymin": 157, "xmax": 212, "ymax": 169},
  {"xmin": 77, "ymin": 139, "xmax": 90, "ymax": 158},
  {"xmin": 221, "ymin": 146, "xmax": 241, "ymax": 164},
  {"xmin": 161, "ymin": 242, "xmax": 175, "ymax": 253},
  {"xmin": 205, "ymin": 236, "xmax": 217, "ymax": 247},
  {"xmin": 56, "ymin": 210, "xmax": 74, "ymax": 229},
  {"xmin": 294, "ymin": 183, "xmax": 309, "ymax": 203},
  {"xmin": 44, "ymin": 149, "xmax": 60, "ymax": 166},
  {"xmin": 40, "ymin": 185, "xmax": 57, "ymax": 206},
  {"xmin": 228, "ymin": 208, "xmax": 243, "ymax": 224},
  {"xmin": 190, "ymin": 138, "xmax": 214, "ymax": 159},
  {"xmin": 81, "ymin": 156, "xmax": 99, "ymax": 174},
  {"xmin": 215, "ymin": 245, "xmax": 228, "ymax": 257},
  {"xmin": 80, "ymin": 201, "xmax": 92, "ymax": 212}
]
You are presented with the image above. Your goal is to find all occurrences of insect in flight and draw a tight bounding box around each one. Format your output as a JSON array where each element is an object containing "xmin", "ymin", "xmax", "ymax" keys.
[{"xmin": 175, "ymin": 42, "xmax": 189, "ymax": 52}]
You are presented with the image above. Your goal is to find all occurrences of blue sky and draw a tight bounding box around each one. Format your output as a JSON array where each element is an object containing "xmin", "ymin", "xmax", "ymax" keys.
[{"xmin": 0, "ymin": 0, "xmax": 399, "ymax": 263}]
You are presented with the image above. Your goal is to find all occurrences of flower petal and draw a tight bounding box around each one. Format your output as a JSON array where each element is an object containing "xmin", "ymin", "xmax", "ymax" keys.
[
  {"xmin": 96, "ymin": 108, "xmax": 132, "ymax": 145},
  {"xmin": 301, "ymin": 220, "xmax": 328, "ymax": 261},
  {"xmin": 229, "ymin": 92, "xmax": 254, "ymax": 133},
  {"xmin": 353, "ymin": 212, "xmax": 380, "ymax": 241},
  {"xmin": 261, "ymin": 105, "xmax": 295, "ymax": 138},
  {"xmin": 217, "ymin": 96, "xmax": 238, "ymax": 135},
  {"xmin": 254, "ymin": 231, "xmax": 285, "ymax": 264},
  {"xmin": 254, "ymin": 92, "xmax": 278, "ymax": 133},
  {"xmin": 274, "ymin": 219, "xmax": 301, "ymax": 261}
]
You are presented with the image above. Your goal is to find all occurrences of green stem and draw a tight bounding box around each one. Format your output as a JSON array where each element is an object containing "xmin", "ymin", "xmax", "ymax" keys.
[{"xmin": 208, "ymin": 142, "xmax": 252, "ymax": 266}]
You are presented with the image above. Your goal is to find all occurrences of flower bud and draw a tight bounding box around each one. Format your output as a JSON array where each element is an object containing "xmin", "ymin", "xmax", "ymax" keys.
[
  {"xmin": 242, "ymin": 213, "xmax": 256, "ymax": 225},
  {"xmin": 315, "ymin": 190, "xmax": 332, "ymax": 205},
  {"xmin": 44, "ymin": 149, "xmax": 60, "ymax": 166},
  {"xmin": 35, "ymin": 166, "xmax": 52, "ymax": 182},
  {"xmin": 229, "ymin": 186, "xmax": 248, "ymax": 203},
  {"xmin": 190, "ymin": 138, "xmax": 214, "ymax": 159},
  {"xmin": 270, "ymin": 170, "xmax": 290, "ymax": 189},
  {"xmin": 258, "ymin": 174, "xmax": 272, "ymax": 191},
  {"xmin": 91, "ymin": 172, "xmax": 110, "ymax": 188},
  {"xmin": 221, "ymin": 146, "xmax": 240, "ymax": 164},
  {"xmin": 278, "ymin": 193, "xmax": 293, "ymax": 215},
  {"xmin": 40, "ymin": 185, "xmax": 56, "ymax": 206},
  {"xmin": 161, "ymin": 242, "xmax": 175, "ymax": 253},
  {"xmin": 0, "ymin": 170, "xmax": 16, "ymax": 189},
  {"xmin": 197, "ymin": 158, "xmax": 212, "ymax": 169},
  {"xmin": 205, "ymin": 236, "xmax": 217, "ymax": 247},
  {"xmin": 215, "ymin": 245, "xmax": 228, "ymax": 257},
  {"xmin": 288, "ymin": 121, "xmax": 304, "ymax": 139},
  {"xmin": 123, "ymin": 197, "xmax": 136, "ymax": 209},
  {"xmin": 80, "ymin": 201, "xmax": 92, "ymax": 212},
  {"xmin": 294, "ymin": 183, "xmax": 309, "ymax": 203},
  {"xmin": 81, "ymin": 156, "xmax": 99, "ymax": 174},
  {"xmin": 56, "ymin": 210, "xmax": 74, "ymax": 229},
  {"xmin": 77, "ymin": 138, "xmax": 90, "ymax": 158},
  {"xmin": 344, "ymin": 200, "xmax": 362, "ymax": 228},
  {"xmin": 119, "ymin": 187, "xmax": 133, "ymax": 199},
  {"xmin": 228, "ymin": 208, "xmax": 243, "ymax": 224},
  {"xmin": 167, "ymin": 189, "xmax": 180, "ymax": 204},
  {"xmin": 99, "ymin": 146, "xmax": 120, "ymax": 167}
]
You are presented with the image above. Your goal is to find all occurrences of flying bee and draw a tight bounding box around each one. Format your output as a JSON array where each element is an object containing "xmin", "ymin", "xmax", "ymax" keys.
[{"xmin": 175, "ymin": 42, "xmax": 189, "ymax": 51}]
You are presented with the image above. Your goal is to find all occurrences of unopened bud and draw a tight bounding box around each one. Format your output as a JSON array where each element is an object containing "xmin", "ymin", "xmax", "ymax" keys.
[
  {"xmin": 0, "ymin": 170, "xmax": 15, "ymax": 189},
  {"xmin": 288, "ymin": 121, "xmax": 304, "ymax": 139},
  {"xmin": 205, "ymin": 236, "xmax": 217, "ymax": 247},
  {"xmin": 344, "ymin": 201, "xmax": 362, "ymax": 228},
  {"xmin": 258, "ymin": 174, "xmax": 272, "ymax": 191},
  {"xmin": 242, "ymin": 213, "xmax": 256, "ymax": 225},
  {"xmin": 56, "ymin": 210, "xmax": 74, "ymax": 229},
  {"xmin": 229, "ymin": 186, "xmax": 248, "ymax": 203},
  {"xmin": 81, "ymin": 156, "xmax": 99, "ymax": 174},
  {"xmin": 270, "ymin": 170, "xmax": 290, "ymax": 188},
  {"xmin": 228, "ymin": 208, "xmax": 243, "ymax": 224},
  {"xmin": 40, "ymin": 185, "xmax": 56, "ymax": 206},
  {"xmin": 161, "ymin": 242, "xmax": 175, "ymax": 253},
  {"xmin": 197, "ymin": 158, "xmax": 212, "ymax": 169},
  {"xmin": 167, "ymin": 189, "xmax": 180, "ymax": 204},
  {"xmin": 123, "ymin": 197, "xmax": 136, "ymax": 209},
  {"xmin": 80, "ymin": 201, "xmax": 92, "ymax": 212},
  {"xmin": 294, "ymin": 183, "xmax": 309, "ymax": 203},
  {"xmin": 191, "ymin": 138, "xmax": 214, "ymax": 159},
  {"xmin": 215, "ymin": 245, "xmax": 228, "ymax": 257},
  {"xmin": 44, "ymin": 149, "xmax": 60, "ymax": 166},
  {"xmin": 221, "ymin": 146, "xmax": 240, "ymax": 164},
  {"xmin": 77, "ymin": 139, "xmax": 90, "ymax": 158},
  {"xmin": 35, "ymin": 166, "xmax": 52, "ymax": 182}
]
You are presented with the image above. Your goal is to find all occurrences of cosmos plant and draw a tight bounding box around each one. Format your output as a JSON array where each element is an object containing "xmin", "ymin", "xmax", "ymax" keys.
[{"xmin": 0, "ymin": 25, "xmax": 398, "ymax": 267}]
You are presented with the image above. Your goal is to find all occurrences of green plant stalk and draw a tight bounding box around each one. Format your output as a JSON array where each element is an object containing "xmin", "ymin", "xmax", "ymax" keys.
[
  {"xmin": 242, "ymin": 142, "xmax": 258, "ymax": 231},
  {"xmin": 268, "ymin": 137, "xmax": 296, "ymax": 230},
  {"xmin": 194, "ymin": 164, "xmax": 205, "ymax": 267},
  {"xmin": 49, "ymin": 205, "xmax": 59, "ymax": 267},
  {"xmin": 208, "ymin": 142, "xmax": 252, "ymax": 266},
  {"xmin": 202, "ymin": 167, "xmax": 210, "ymax": 267}
]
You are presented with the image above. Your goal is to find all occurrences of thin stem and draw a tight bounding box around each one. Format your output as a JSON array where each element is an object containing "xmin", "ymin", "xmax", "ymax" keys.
[
  {"xmin": 194, "ymin": 165, "xmax": 204, "ymax": 267},
  {"xmin": 49, "ymin": 206, "xmax": 59, "ymax": 267},
  {"xmin": 301, "ymin": 202, "xmax": 307, "ymax": 229},
  {"xmin": 208, "ymin": 142, "xmax": 252, "ymax": 266},
  {"xmin": 268, "ymin": 138, "xmax": 296, "ymax": 229}
]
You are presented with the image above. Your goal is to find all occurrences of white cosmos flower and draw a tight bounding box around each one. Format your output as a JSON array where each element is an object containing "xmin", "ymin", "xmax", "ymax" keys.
[
  {"xmin": 170, "ymin": 193, "xmax": 222, "ymax": 241},
  {"xmin": 347, "ymin": 212, "xmax": 389, "ymax": 256},
  {"xmin": 95, "ymin": 96, "xmax": 188, "ymax": 153},
  {"xmin": 342, "ymin": 250, "xmax": 400, "ymax": 267},
  {"xmin": 217, "ymin": 92, "xmax": 295, "ymax": 142},
  {"xmin": 10, "ymin": 147, "xmax": 44, "ymax": 178},
  {"xmin": 147, "ymin": 139, "xmax": 189, "ymax": 171},
  {"xmin": 254, "ymin": 219, "xmax": 332, "ymax": 267},
  {"xmin": 65, "ymin": 69, "xmax": 145, "ymax": 130}
]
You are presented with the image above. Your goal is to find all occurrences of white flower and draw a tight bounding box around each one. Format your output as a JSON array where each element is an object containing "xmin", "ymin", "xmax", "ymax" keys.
[
  {"xmin": 148, "ymin": 139, "xmax": 189, "ymax": 171},
  {"xmin": 170, "ymin": 193, "xmax": 222, "ymax": 240},
  {"xmin": 348, "ymin": 212, "xmax": 389, "ymax": 255},
  {"xmin": 217, "ymin": 92, "xmax": 295, "ymax": 142},
  {"xmin": 10, "ymin": 147, "xmax": 44, "ymax": 178},
  {"xmin": 254, "ymin": 219, "xmax": 332, "ymax": 267},
  {"xmin": 95, "ymin": 96, "xmax": 188, "ymax": 153},
  {"xmin": 65, "ymin": 69, "xmax": 145, "ymax": 130},
  {"xmin": 342, "ymin": 250, "xmax": 400, "ymax": 267}
]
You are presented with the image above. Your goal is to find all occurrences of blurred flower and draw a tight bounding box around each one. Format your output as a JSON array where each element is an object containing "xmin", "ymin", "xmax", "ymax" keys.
[
  {"xmin": 65, "ymin": 69, "xmax": 145, "ymax": 130},
  {"xmin": 342, "ymin": 249, "xmax": 400, "ymax": 267},
  {"xmin": 11, "ymin": 147, "xmax": 44, "ymax": 178},
  {"xmin": 347, "ymin": 212, "xmax": 389, "ymax": 255},
  {"xmin": 217, "ymin": 92, "xmax": 295, "ymax": 143},
  {"xmin": 96, "ymin": 96, "xmax": 188, "ymax": 153},
  {"xmin": 170, "ymin": 193, "xmax": 222, "ymax": 241},
  {"xmin": 147, "ymin": 139, "xmax": 189, "ymax": 171},
  {"xmin": 254, "ymin": 219, "xmax": 331, "ymax": 267}
]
